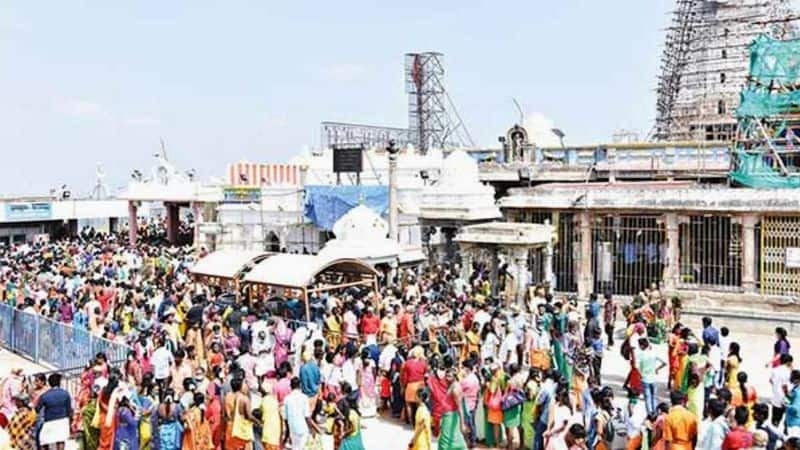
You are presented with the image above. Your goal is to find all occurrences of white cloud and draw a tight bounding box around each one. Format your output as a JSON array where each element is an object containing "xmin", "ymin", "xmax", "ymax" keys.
[
  {"xmin": 54, "ymin": 99, "xmax": 103, "ymax": 118},
  {"xmin": 326, "ymin": 63, "xmax": 369, "ymax": 82},
  {"xmin": 521, "ymin": 112, "xmax": 562, "ymax": 148}
]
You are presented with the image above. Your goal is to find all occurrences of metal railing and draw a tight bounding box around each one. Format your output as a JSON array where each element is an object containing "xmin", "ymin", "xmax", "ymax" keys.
[{"xmin": 0, "ymin": 303, "xmax": 129, "ymax": 369}]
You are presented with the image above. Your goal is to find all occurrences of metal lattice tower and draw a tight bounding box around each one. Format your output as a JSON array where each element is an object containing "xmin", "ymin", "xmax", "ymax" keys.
[
  {"xmin": 405, "ymin": 52, "xmax": 474, "ymax": 153},
  {"xmin": 653, "ymin": 0, "xmax": 796, "ymax": 142}
]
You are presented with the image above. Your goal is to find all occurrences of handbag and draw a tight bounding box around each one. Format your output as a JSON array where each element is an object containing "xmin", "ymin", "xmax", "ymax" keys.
[
  {"xmin": 90, "ymin": 404, "xmax": 101, "ymax": 429},
  {"xmin": 500, "ymin": 389, "xmax": 526, "ymax": 411},
  {"xmin": 231, "ymin": 397, "xmax": 254, "ymax": 441}
]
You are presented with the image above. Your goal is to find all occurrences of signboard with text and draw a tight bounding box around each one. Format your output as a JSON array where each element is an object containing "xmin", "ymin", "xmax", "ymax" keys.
[
  {"xmin": 332, "ymin": 144, "xmax": 364, "ymax": 174},
  {"xmin": 222, "ymin": 187, "xmax": 262, "ymax": 204},
  {"xmin": 786, "ymin": 247, "xmax": 800, "ymax": 268},
  {"xmin": 4, "ymin": 202, "xmax": 52, "ymax": 221}
]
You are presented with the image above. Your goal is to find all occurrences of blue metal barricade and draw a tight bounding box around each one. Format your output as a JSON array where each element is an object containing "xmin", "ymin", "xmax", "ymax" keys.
[{"xmin": 0, "ymin": 303, "xmax": 130, "ymax": 370}]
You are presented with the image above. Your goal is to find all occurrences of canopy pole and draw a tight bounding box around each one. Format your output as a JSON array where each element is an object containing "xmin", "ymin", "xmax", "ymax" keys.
[
  {"xmin": 372, "ymin": 276, "xmax": 380, "ymax": 308},
  {"xmin": 303, "ymin": 288, "xmax": 310, "ymax": 322},
  {"xmin": 235, "ymin": 278, "xmax": 241, "ymax": 305}
]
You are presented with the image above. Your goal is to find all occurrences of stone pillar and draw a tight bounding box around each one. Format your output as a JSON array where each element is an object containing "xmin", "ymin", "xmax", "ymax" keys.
[
  {"xmin": 664, "ymin": 213, "xmax": 679, "ymax": 290},
  {"xmin": 460, "ymin": 245, "xmax": 474, "ymax": 282},
  {"xmin": 512, "ymin": 247, "xmax": 530, "ymax": 305},
  {"xmin": 578, "ymin": 211, "xmax": 593, "ymax": 299},
  {"xmin": 165, "ymin": 202, "xmax": 180, "ymax": 245},
  {"xmin": 490, "ymin": 246, "xmax": 500, "ymax": 297},
  {"xmin": 421, "ymin": 225, "xmax": 434, "ymax": 264},
  {"xmin": 443, "ymin": 227, "xmax": 457, "ymax": 263},
  {"xmin": 191, "ymin": 202, "xmax": 203, "ymax": 249},
  {"xmin": 388, "ymin": 261, "xmax": 398, "ymax": 288},
  {"xmin": 128, "ymin": 201, "xmax": 138, "ymax": 246},
  {"xmin": 742, "ymin": 213, "xmax": 758, "ymax": 293}
]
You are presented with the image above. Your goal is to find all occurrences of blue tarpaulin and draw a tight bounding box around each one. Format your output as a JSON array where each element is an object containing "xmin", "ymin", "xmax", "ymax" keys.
[{"xmin": 304, "ymin": 185, "xmax": 388, "ymax": 231}]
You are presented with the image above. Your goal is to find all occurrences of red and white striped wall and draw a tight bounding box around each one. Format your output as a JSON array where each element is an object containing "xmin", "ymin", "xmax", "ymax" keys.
[{"xmin": 227, "ymin": 162, "xmax": 301, "ymax": 187}]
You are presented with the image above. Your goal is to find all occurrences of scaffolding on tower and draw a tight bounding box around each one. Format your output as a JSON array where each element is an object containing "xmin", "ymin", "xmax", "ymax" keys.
[
  {"xmin": 653, "ymin": 0, "xmax": 796, "ymax": 142},
  {"xmin": 405, "ymin": 52, "xmax": 474, "ymax": 153}
]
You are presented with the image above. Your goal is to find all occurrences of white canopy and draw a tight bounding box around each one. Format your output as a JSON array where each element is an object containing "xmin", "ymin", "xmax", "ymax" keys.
[
  {"xmin": 190, "ymin": 250, "xmax": 268, "ymax": 279},
  {"xmin": 243, "ymin": 254, "xmax": 378, "ymax": 288}
]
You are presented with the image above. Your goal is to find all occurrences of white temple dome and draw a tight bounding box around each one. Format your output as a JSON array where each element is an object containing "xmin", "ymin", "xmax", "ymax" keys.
[
  {"xmin": 440, "ymin": 150, "xmax": 479, "ymax": 187},
  {"xmin": 331, "ymin": 204, "xmax": 388, "ymax": 242}
]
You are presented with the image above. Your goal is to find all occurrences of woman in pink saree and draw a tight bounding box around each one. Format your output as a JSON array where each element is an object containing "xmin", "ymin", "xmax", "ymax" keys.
[
  {"xmin": 0, "ymin": 368, "xmax": 24, "ymax": 419},
  {"xmin": 272, "ymin": 318, "xmax": 292, "ymax": 367}
]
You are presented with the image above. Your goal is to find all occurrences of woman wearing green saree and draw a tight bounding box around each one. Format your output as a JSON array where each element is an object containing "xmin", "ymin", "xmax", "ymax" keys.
[
  {"xmin": 81, "ymin": 393, "xmax": 100, "ymax": 450},
  {"xmin": 430, "ymin": 369, "xmax": 468, "ymax": 450},
  {"xmin": 521, "ymin": 369, "xmax": 540, "ymax": 450},
  {"xmin": 337, "ymin": 399, "xmax": 365, "ymax": 450}
]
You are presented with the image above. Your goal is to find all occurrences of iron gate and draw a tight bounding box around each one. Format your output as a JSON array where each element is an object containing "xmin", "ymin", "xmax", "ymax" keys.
[
  {"xmin": 591, "ymin": 215, "xmax": 665, "ymax": 296},
  {"xmin": 761, "ymin": 216, "xmax": 800, "ymax": 296}
]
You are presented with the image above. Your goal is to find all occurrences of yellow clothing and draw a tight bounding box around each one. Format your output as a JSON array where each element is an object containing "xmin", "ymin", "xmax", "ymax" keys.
[
  {"xmin": 663, "ymin": 406, "xmax": 698, "ymax": 450},
  {"xmin": 411, "ymin": 403, "xmax": 432, "ymax": 450},
  {"xmin": 260, "ymin": 395, "xmax": 282, "ymax": 447},
  {"xmin": 325, "ymin": 316, "xmax": 342, "ymax": 348},
  {"xmin": 726, "ymin": 355, "xmax": 740, "ymax": 389}
]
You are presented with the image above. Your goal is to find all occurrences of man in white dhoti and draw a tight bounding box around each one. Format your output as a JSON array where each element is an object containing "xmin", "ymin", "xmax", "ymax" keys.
[{"xmin": 35, "ymin": 374, "xmax": 72, "ymax": 450}]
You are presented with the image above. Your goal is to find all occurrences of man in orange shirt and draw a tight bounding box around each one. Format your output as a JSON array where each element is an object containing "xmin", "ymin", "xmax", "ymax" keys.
[{"xmin": 663, "ymin": 390, "xmax": 698, "ymax": 450}]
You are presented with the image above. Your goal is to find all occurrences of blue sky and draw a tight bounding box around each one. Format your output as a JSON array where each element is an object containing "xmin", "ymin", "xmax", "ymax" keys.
[{"xmin": 1, "ymin": 1, "xmax": 677, "ymax": 195}]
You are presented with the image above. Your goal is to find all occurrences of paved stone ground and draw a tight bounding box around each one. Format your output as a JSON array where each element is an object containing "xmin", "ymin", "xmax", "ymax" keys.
[
  {"xmin": 1, "ymin": 319, "xmax": 790, "ymax": 450},
  {"xmin": 0, "ymin": 349, "xmax": 50, "ymax": 378}
]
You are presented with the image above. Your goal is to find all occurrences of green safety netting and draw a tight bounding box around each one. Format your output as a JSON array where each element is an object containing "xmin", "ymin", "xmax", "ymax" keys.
[
  {"xmin": 730, "ymin": 152, "xmax": 800, "ymax": 188},
  {"xmin": 737, "ymin": 34, "xmax": 800, "ymax": 119},
  {"xmin": 748, "ymin": 34, "xmax": 800, "ymax": 84},
  {"xmin": 737, "ymin": 87, "xmax": 800, "ymax": 118}
]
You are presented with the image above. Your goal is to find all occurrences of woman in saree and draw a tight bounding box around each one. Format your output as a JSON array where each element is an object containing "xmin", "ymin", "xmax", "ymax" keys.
[
  {"xmin": 204, "ymin": 383, "xmax": 223, "ymax": 450},
  {"xmin": 667, "ymin": 323, "xmax": 683, "ymax": 390},
  {"xmin": 156, "ymin": 389, "xmax": 182, "ymax": 450},
  {"xmin": 430, "ymin": 368, "xmax": 468, "ymax": 450},
  {"xmin": 98, "ymin": 373, "xmax": 122, "ymax": 450},
  {"xmin": 182, "ymin": 393, "xmax": 213, "ymax": 450},
  {"xmin": 81, "ymin": 386, "xmax": 100, "ymax": 450},
  {"xmin": 272, "ymin": 318, "xmax": 292, "ymax": 368},
  {"xmin": 358, "ymin": 348, "xmax": 378, "ymax": 418},
  {"xmin": 135, "ymin": 375, "xmax": 158, "ymax": 450},
  {"xmin": 521, "ymin": 368, "xmax": 540, "ymax": 450},
  {"xmin": 324, "ymin": 308, "xmax": 343, "ymax": 350},
  {"xmin": 483, "ymin": 364, "xmax": 505, "ymax": 448},
  {"xmin": 623, "ymin": 323, "xmax": 646, "ymax": 396},
  {"xmin": 113, "ymin": 395, "xmax": 139, "ymax": 450},
  {"xmin": 409, "ymin": 389, "xmax": 432, "ymax": 450},
  {"xmin": 551, "ymin": 326, "xmax": 568, "ymax": 382},
  {"xmin": 503, "ymin": 364, "xmax": 527, "ymax": 450},
  {"xmin": 673, "ymin": 327, "xmax": 691, "ymax": 393},
  {"xmin": 337, "ymin": 398, "xmax": 366, "ymax": 450},
  {"xmin": 463, "ymin": 322, "xmax": 481, "ymax": 362},
  {"xmin": 401, "ymin": 346, "xmax": 428, "ymax": 426}
]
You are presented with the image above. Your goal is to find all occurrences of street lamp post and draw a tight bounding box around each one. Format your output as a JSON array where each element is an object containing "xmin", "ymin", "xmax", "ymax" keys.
[{"xmin": 387, "ymin": 140, "xmax": 400, "ymax": 242}]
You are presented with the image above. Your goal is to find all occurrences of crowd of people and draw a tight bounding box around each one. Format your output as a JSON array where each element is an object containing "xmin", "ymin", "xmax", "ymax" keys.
[{"xmin": 0, "ymin": 224, "xmax": 797, "ymax": 450}]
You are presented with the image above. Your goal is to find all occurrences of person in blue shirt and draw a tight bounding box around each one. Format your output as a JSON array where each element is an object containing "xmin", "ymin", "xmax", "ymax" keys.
[
  {"xmin": 36, "ymin": 373, "xmax": 73, "ymax": 450},
  {"xmin": 785, "ymin": 370, "xmax": 800, "ymax": 436},
  {"xmin": 299, "ymin": 349, "xmax": 322, "ymax": 418},
  {"xmin": 701, "ymin": 316, "xmax": 720, "ymax": 347}
]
